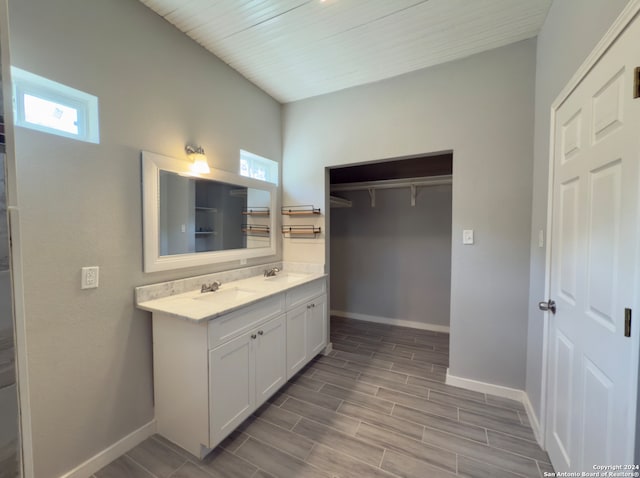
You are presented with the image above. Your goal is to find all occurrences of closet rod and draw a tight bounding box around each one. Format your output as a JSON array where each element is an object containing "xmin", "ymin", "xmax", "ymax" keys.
[
  {"xmin": 330, "ymin": 175, "xmax": 452, "ymax": 193},
  {"xmin": 331, "ymin": 175, "xmax": 452, "ymax": 208}
]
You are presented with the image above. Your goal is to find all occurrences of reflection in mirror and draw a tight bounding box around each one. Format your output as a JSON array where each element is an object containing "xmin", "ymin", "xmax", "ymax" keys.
[
  {"xmin": 142, "ymin": 151, "xmax": 277, "ymax": 272},
  {"xmin": 159, "ymin": 172, "xmax": 257, "ymax": 255}
]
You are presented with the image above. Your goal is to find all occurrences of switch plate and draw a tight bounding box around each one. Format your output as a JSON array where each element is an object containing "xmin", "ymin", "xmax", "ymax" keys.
[
  {"xmin": 81, "ymin": 266, "xmax": 99, "ymax": 289},
  {"xmin": 463, "ymin": 229, "xmax": 474, "ymax": 245},
  {"xmin": 538, "ymin": 229, "xmax": 545, "ymax": 248}
]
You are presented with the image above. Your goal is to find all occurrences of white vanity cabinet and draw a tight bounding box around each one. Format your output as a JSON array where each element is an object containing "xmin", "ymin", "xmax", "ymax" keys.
[
  {"xmin": 286, "ymin": 294, "xmax": 327, "ymax": 379},
  {"xmin": 285, "ymin": 279, "xmax": 327, "ymax": 378},
  {"xmin": 209, "ymin": 313, "xmax": 286, "ymax": 447},
  {"xmin": 149, "ymin": 276, "xmax": 327, "ymax": 459}
]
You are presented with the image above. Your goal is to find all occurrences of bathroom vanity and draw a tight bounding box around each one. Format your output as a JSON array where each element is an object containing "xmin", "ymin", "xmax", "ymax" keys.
[{"xmin": 136, "ymin": 267, "xmax": 327, "ymax": 458}]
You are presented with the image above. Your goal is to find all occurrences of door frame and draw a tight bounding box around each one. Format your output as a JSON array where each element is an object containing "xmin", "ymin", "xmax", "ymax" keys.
[{"xmin": 540, "ymin": 0, "xmax": 640, "ymax": 457}]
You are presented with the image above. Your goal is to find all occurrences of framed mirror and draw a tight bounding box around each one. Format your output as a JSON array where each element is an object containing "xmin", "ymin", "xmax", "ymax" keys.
[{"xmin": 142, "ymin": 150, "xmax": 277, "ymax": 272}]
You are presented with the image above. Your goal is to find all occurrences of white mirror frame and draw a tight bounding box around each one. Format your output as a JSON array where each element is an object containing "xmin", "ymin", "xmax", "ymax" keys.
[{"xmin": 142, "ymin": 150, "xmax": 277, "ymax": 273}]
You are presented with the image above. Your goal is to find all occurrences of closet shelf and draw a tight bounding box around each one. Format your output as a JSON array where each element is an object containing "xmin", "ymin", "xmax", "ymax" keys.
[
  {"xmin": 242, "ymin": 224, "xmax": 270, "ymax": 236},
  {"xmin": 330, "ymin": 175, "xmax": 452, "ymax": 207},
  {"xmin": 242, "ymin": 207, "xmax": 270, "ymax": 216},
  {"xmin": 329, "ymin": 195, "xmax": 352, "ymax": 208},
  {"xmin": 281, "ymin": 205, "xmax": 321, "ymax": 216},
  {"xmin": 282, "ymin": 225, "xmax": 321, "ymax": 237}
]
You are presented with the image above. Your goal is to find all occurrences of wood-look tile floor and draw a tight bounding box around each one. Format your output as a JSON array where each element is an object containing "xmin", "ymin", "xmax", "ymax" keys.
[{"xmin": 95, "ymin": 317, "xmax": 554, "ymax": 478}]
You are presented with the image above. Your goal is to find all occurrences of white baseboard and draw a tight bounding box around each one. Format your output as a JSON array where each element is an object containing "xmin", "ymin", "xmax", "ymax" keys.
[
  {"xmin": 445, "ymin": 370, "xmax": 524, "ymax": 402},
  {"xmin": 60, "ymin": 419, "xmax": 157, "ymax": 478},
  {"xmin": 446, "ymin": 371, "xmax": 546, "ymax": 449},
  {"xmin": 522, "ymin": 392, "xmax": 544, "ymax": 448},
  {"xmin": 331, "ymin": 310, "xmax": 450, "ymax": 334}
]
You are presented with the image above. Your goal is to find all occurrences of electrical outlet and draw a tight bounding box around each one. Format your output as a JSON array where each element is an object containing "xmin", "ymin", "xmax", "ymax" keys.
[
  {"xmin": 463, "ymin": 229, "xmax": 474, "ymax": 245},
  {"xmin": 81, "ymin": 266, "xmax": 99, "ymax": 289}
]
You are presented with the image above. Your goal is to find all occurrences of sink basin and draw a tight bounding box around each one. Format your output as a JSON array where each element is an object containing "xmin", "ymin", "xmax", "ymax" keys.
[
  {"xmin": 193, "ymin": 287, "xmax": 258, "ymax": 303},
  {"xmin": 263, "ymin": 272, "xmax": 307, "ymax": 284}
]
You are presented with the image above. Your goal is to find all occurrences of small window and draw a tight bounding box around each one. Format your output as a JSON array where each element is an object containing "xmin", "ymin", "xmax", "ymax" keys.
[
  {"xmin": 11, "ymin": 66, "xmax": 99, "ymax": 143},
  {"xmin": 240, "ymin": 150, "xmax": 278, "ymax": 185}
]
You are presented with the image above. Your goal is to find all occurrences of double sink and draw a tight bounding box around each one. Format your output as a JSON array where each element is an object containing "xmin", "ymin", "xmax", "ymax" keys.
[{"xmin": 192, "ymin": 272, "xmax": 308, "ymax": 305}]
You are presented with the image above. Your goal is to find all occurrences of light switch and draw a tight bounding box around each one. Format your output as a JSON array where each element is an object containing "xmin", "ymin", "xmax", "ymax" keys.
[
  {"xmin": 538, "ymin": 229, "xmax": 545, "ymax": 248},
  {"xmin": 463, "ymin": 229, "xmax": 474, "ymax": 245},
  {"xmin": 81, "ymin": 266, "xmax": 99, "ymax": 289}
]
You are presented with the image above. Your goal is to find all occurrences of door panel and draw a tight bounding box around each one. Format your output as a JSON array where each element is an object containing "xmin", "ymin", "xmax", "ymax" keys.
[
  {"xmin": 286, "ymin": 304, "xmax": 308, "ymax": 379},
  {"xmin": 592, "ymin": 68, "xmax": 624, "ymax": 142},
  {"xmin": 558, "ymin": 179, "xmax": 579, "ymax": 304},
  {"xmin": 561, "ymin": 109, "xmax": 582, "ymax": 163},
  {"xmin": 209, "ymin": 332, "xmax": 254, "ymax": 447},
  {"xmin": 308, "ymin": 295, "xmax": 327, "ymax": 357},
  {"xmin": 581, "ymin": 358, "xmax": 613, "ymax": 464},
  {"xmin": 586, "ymin": 160, "xmax": 621, "ymax": 329},
  {"xmin": 255, "ymin": 315, "xmax": 286, "ymax": 407},
  {"xmin": 552, "ymin": 332, "xmax": 574, "ymax": 465}
]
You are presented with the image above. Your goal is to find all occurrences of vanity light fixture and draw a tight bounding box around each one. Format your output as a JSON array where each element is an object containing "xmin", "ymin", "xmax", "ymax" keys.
[{"xmin": 186, "ymin": 145, "xmax": 210, "ymax": 174}]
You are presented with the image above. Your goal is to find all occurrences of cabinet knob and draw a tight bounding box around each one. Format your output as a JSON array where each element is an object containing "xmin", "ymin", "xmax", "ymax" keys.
[
  {"xmin": 311, "ymin": 303, "xmax": 316, "ymax": 308},
  {"xmin": 307, "ymin": 305, "xmax": 311, "ymax": 309},
  {"xmin": 251, "ymin": 334, "xmax": 257, "ymax": 339},
  {"xmin": 258, "ymin": 330, "xmax": 264, "ymax": 335}
]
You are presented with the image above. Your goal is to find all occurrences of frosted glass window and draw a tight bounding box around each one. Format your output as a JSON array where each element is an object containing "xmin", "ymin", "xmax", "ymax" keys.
[
  {"xmin": 240, "ymin": 150, "xmax": 278, "ymax": 185},
  {"xmin": 23, "ymin": 94, "xmax": 79, "ymax": 135},
  {"xmin": 11, "ymin": 66, "xmax": 99, "ymax": 143}
]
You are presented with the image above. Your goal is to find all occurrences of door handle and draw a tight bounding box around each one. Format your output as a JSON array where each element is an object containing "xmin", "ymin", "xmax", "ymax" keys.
[{"xmin": 538, "ymin": 300, "xmax": 556, "ymax": 314}]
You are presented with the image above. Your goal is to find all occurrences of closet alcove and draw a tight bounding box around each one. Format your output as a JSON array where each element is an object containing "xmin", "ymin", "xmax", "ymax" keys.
[{"xmin": 328, "ymin": 152, "xmax": 453, "ymax": 332}]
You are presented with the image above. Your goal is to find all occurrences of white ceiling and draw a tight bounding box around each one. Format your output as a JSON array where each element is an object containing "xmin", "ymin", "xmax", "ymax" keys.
[{"xmin": 140, "ymin": 0, "xmax": 552, "ymax": 103}]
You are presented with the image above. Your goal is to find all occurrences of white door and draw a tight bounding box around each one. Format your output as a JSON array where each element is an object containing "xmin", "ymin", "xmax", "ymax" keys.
[
  {"xmin": 286, "ymin": 304, "xmax": 308, "ymax": 379},
  {"xmin": 254, "ymin": 315, "xmax": 287, "ymax": 407},
  {"xmin": 308, "ymin": 295, "xmax": 328, "ymax": 357},
  {"xmin": 545, "ymin": 15, "xmax": 640, "ymax": 472},
  {"xmin": 209, "ymin": 331, "xmax": 255, "ymax": 448}
]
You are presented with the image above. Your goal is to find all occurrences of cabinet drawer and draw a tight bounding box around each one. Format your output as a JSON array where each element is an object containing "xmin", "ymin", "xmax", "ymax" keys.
[
  {"xmin": 285, "ymin": 278, "xmax": 326, "ymax": 310},
  {"xmin": 208, "ymin": 294, "xmax": 284, "ymax": 349}
]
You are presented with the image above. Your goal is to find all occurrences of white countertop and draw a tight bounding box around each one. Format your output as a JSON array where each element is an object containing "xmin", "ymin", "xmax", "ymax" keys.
[{"xmin": 137, "ymin": 271, "xmax": 326, "ymax": 323}]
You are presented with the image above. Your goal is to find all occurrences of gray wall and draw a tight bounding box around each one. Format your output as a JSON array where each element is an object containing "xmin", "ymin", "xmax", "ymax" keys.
[
  {"xmin": 283, "ymin": 39, "xmax": 536, "ymax": 389},
  {"xmin": 330, "ymin": 186, "xmax": 452, "ymax": 329},
  {"xmin": 526, "ymin": 0, "xmax": 630, "ymax": 424},
  {"xmin": 6, "ymin": 0, "xmax": 282, "ymax": 476}
]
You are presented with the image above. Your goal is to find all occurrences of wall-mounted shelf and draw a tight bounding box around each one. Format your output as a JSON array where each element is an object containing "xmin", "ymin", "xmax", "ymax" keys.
[
  {"xmin": 242, "ymin": 224, "xmax": 270, "ymax": 236},
  {"xmin": 281, "ymin": 205, "xmax": 321, "ymax": 216},
  {"xmin": 282, "ymin": 225, "xmax": 321, "ymax": 237},
  {"xmin": 242, "ymin": 207, "xmax": 270, "ymax": 216}
]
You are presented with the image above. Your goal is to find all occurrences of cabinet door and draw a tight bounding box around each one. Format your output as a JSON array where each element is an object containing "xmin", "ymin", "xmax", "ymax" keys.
[
  {"xmin": 286, "ymin": 304, "xmax": 308, "ymax": 379},
  {"xmin": 308, "ymin": 294, "xmax": 327, "ymax": 357},
  {"xmin": 209, "ymin": 332, "xmax": 254, "ymax": 448},
  {"xmin": 254, "ymin": 315, "xmax": 287, "ymax": 407}
]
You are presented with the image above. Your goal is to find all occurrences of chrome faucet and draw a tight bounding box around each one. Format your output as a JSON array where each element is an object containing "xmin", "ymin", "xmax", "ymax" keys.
[
  {"xmin": 264, "ymin": 267, "xmax": 280, "ymax": 277},
  {"xmin": 201, "ymin": 280, "xmax": 222, "ymax": 293}
]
